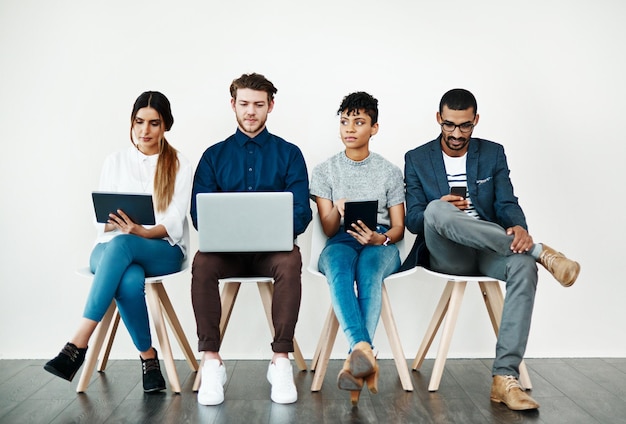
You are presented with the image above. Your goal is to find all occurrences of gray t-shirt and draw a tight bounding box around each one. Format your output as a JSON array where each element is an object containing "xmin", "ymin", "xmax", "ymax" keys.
[{"xmin": 310, "ymin": 151, "xmax": 404, "ymax": 227}]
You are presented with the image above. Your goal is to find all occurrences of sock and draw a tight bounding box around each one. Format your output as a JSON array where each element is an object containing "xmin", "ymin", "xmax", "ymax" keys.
[{"xmin": 529, "ymin": 243, "xmax": 543, "ymax": 260}]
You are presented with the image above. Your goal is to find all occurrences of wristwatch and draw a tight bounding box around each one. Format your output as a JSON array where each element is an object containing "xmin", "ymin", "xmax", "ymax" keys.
[{"xmin": 383, "ymin": 234, "xmax": 391, "ymax": 246}]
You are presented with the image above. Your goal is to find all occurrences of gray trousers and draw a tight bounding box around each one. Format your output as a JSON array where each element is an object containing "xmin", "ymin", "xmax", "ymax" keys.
[{"xmin": 424, "ymin": 200, "xmax": 537, "ymax": 377}]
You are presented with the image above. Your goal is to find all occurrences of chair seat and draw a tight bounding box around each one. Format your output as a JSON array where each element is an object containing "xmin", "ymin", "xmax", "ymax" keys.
[
  {"xmin": 307, "ymin": 212, "xmax": 415, "ymax": 392},
  {"xmin": 74, "ymin": 265, "xmax": 197, "ymax": 393},
  {"xmin": 75, "ymin": 266, "xmax": 189, "ymax": 283},
  {"xmin": 309, "ymin": 268, "xmax": 417, "ymax": 392},
  {"xmin": 192, "ymin": 276, "xmax": 307, "ymax": 392},
  {"xmin": 412, "ymin": 268, "xmax": 532, "ymax": 391}
]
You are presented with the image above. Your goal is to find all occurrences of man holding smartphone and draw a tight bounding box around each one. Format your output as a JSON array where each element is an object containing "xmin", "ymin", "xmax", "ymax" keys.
[{"xmin": 403, "ymin": 88, "xmax": 580, "ymax": 411}]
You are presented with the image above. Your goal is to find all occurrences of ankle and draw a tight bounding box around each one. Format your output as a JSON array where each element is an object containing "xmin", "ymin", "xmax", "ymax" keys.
[
  {"xmin": 272, "ymin": 352, "xmax": 288, "ymax": 364},
  {"xmin": 203, "ymin": 351, "xmax": 222, "ymax": 364},
  {"xmin": 69, "ymin": 340, "xmax": 88, "ymax": 350},
  {"xmin": 529, "ymin": 243, "xmax": 543, "ymax": 260},
  {"xmin": 140, "ymin": 347, "xmax": 157, "ymax": 361}
]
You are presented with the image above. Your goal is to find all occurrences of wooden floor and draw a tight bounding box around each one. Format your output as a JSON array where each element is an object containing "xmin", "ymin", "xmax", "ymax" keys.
[{"xmin": 1, "ymin": 358, "xmax": 626, "ymax": 424}]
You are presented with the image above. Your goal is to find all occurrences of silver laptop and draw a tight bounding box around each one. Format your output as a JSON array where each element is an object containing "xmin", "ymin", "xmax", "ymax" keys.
[{"xmin": 196, "ymin": 192, "xmax": 294, "ymax": 252}]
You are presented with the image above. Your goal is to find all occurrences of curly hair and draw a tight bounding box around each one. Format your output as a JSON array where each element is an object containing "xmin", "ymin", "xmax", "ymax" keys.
[{"xmin": 337, "ymin": 91, "xmax": 378, "ymax": 124}]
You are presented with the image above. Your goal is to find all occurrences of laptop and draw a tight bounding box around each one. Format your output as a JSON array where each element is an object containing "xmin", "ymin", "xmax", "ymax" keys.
[
  {"xmin": 196, "ymin": 192, "xmax": 294, "ymax": 252},
  {"xmin": 92, "ymin": 192, "xmax": 156, "ymax": 225}
]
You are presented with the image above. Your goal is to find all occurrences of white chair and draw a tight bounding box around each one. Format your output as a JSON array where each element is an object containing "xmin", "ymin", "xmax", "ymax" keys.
[
  {"xmin": 75, "ymin": 219, "xmax": 198, "ymax": 394},
  {"xmin": 192, "ymin": 269, "xmax": 308, "ymax": 391},
  {"xmin": 412, "ymin": 268, "xmax": 532, "ymax": 391},
  {"xmin": 308, "ymin": 213, "xmax": 416, "ymax": 392}
]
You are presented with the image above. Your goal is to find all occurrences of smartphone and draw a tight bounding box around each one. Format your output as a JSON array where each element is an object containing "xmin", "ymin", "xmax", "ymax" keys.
[{"xmin": 450, "ymin": 186, "xmax": 467, "ymax": 199}]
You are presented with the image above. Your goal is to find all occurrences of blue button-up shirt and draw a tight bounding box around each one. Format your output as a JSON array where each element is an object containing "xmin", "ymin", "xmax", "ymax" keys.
[{"xmin": 191, "ymin": 127, "xmax": 312, "ymax": 237}]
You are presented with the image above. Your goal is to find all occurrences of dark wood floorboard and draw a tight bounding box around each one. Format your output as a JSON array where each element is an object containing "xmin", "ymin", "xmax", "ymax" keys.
[{"xmin": 1, "ymin": 358, "xmax": 625, "ymax": 424}]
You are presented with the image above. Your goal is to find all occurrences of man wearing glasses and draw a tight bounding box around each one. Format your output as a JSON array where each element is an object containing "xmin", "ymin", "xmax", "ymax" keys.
[{"xmin": 403, "ymin": 88, "xmax": 580, "ymax": 411}]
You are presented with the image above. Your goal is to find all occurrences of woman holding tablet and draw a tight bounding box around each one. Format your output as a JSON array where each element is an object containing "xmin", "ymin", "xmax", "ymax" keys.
[
  {"xmin": 44, "ymin": 91, "xmax": 192, "ymax": 392},
  {"xmin": 309, "ymin": 92, "xmax": 405, "ymax": 405}
]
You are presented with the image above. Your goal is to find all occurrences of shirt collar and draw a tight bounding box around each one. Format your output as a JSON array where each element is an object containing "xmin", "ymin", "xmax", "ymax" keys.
[
  {"xmin": 134, "ymin": 146, "xmax": 159, "ymax": 165},
  {"xmin": 234, "ymin": 126, "xmax": 270, "ymax": 147}
]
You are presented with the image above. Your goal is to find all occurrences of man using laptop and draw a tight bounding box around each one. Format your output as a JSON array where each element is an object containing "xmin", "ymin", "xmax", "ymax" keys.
[{"xmin": 190, "ymin": 73, "xmax": 312, "ymax": 405}]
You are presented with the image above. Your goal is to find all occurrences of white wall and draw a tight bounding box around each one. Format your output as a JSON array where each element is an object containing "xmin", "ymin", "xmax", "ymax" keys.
[{"xmin": 1, "ymin": 0, "xmax": 624, "ymax": 361}]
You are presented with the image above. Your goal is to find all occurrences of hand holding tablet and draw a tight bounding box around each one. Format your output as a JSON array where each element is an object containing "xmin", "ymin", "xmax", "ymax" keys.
[
  {"xmin": 344, "ymin": 200, "xmax": 378, "ymax": 232},
  {"xmin": 92, "ymin": 192, "xmax": 156, "ymax": 225}
]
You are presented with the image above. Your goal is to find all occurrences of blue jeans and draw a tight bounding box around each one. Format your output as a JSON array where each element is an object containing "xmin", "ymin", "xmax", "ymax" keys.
[
  {"xmin": 318, "ymin": 227, "xmax": 400, "ymax": 350},
  {"xmin": 84, "ymin": 235, "xmax": 183, "ymax": 352},
  {"xmin": 424, "ymin": 200, "xmax": 537, "ymax": 377}
]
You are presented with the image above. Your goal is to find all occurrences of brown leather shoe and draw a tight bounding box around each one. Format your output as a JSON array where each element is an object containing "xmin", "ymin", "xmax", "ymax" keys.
[
  {"xmin": 490, "ymin": 375, "xmax": 539, "ymax": 410},
  {"xmin": 539, "ymin": 244, "xmax": 580, "ymax": 287}
]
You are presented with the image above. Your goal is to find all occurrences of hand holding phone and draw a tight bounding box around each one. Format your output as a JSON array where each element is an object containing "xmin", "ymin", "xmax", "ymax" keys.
[{"xmin": 450, "ymin": 186, "xmax": 467, "ymax": 199}]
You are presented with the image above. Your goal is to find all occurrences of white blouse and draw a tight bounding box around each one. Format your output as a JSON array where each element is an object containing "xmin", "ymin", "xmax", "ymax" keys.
[{"xmin": 94, "ymin": 146, "xmax": 193, "ymax": 255}]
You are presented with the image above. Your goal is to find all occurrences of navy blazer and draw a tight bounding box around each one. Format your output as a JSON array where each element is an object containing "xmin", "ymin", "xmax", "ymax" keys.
[{"xmin": 401, "ymin": 136, "xmax": 527, "ymax": 270}]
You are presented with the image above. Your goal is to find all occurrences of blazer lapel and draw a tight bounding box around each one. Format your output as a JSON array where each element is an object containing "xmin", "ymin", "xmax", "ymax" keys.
[
  {"xmin": 466, "ymin": 139, "xmax": 479, "ymax": 195},
  {"xmin": 429, "ymin": 138, "xmax": 452, "ymax": 196}
]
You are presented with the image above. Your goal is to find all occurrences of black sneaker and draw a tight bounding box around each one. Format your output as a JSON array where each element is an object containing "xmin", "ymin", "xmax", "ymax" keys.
[
  {"xmin": 141, "ymin": 349, "xmax": 166, "ymax": 393},
  {"xmin": 44, "ymin": 342, "xmax": 87, "ymax": 382}
]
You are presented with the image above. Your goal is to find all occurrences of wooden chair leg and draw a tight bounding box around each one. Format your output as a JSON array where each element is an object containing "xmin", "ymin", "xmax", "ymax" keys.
[
  {"xmin": 480, "ymin": 281, "xmax": 504, "ymax": 333},
  {"xmin": 310, "ymin": 306, "xmax": 339, "ymax": 392},
  {"xmin": 518, "ymin": 360, "xmax": 532, "ymax": 390},
  {"xmin": 219, "ymin": 282, "xmax": 241, "ymax": 340},
  {"xmin": 380, "ymin": 283, "xmax": 413, "ymax": 391},
  {"xmin": 257, "ymin": 282, "xmax": 307, "ymax": 371},
  {"xmin": 480, "ymin": 281, "xmax": 533, "ymax": 389},
  {"xmin": 193, "ymin": 281, "xmax": 242, "ymax": 392},
  {"xmin": 98, "ymin": 306, "xmax": 121, "ymax": 372},
  {"xmin": 153, "ymin": 283, "xmax": 198, "ymax": 372},
  {"xmin": 194, "ymin": 279, "xmax": 311, "ymax": 392},
  {"xmin": 412, "ymin": 281, "xmax": 455, "ymax": 371},
  {"xmin": 428, "ymin": 281, "xmax": 467, "ymax": 391},
  {"xmin": 192, "ymin": 356, "xmax": 203, "ymax": 392},
  {"xmin": 291, "ymin": 339, "xmax": 307, "ymax": 372},
  {"xmin": 146, "ymin": 283, "xmax": 181, "ymax": 394},
  {"xmin": 311, "ymin": 307, "xmax": 335, "ymax": 372},
  {"xmin": 76, "ymin": 301, "xmax": 116, "ymax": 393}
]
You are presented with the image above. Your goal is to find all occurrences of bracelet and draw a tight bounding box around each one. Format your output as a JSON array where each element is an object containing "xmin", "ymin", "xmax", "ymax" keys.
[{"xmin": 383, "ymin": 234, "xmax": 391, "ymax": 246}]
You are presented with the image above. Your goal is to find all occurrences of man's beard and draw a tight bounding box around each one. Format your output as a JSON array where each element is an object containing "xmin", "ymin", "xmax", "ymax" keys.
[
  {"xmin": 444, "ymin": 135, "xmax": 469, "ymax": 151},
  {"xmin": 237, "ymin": 115, "xmax": 266, "ymax": 135}
]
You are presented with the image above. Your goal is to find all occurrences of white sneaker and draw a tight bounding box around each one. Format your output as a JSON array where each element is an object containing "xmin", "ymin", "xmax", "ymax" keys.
[
  {"xmin": 198, "ymin": 359, "xmax": 227, "ymax": 406},
  {"xmin": 266, "ymin": 357, "xmax": 297, "ymax": 404}
]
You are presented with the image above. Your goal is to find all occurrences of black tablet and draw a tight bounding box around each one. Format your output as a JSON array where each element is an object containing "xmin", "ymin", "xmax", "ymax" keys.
[
  {"xmin": 344, "ymin": 200, "xmax": 378, "ymax": 232},
  {"xmin": 92, "ymin": 192, "xmax": 156, "ymax": 225}
]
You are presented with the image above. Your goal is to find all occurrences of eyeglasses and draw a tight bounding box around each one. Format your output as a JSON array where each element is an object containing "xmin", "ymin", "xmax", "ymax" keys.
[{"xmin": 440, "ymin": 121, "xmax": 474, "ymax": 133}]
